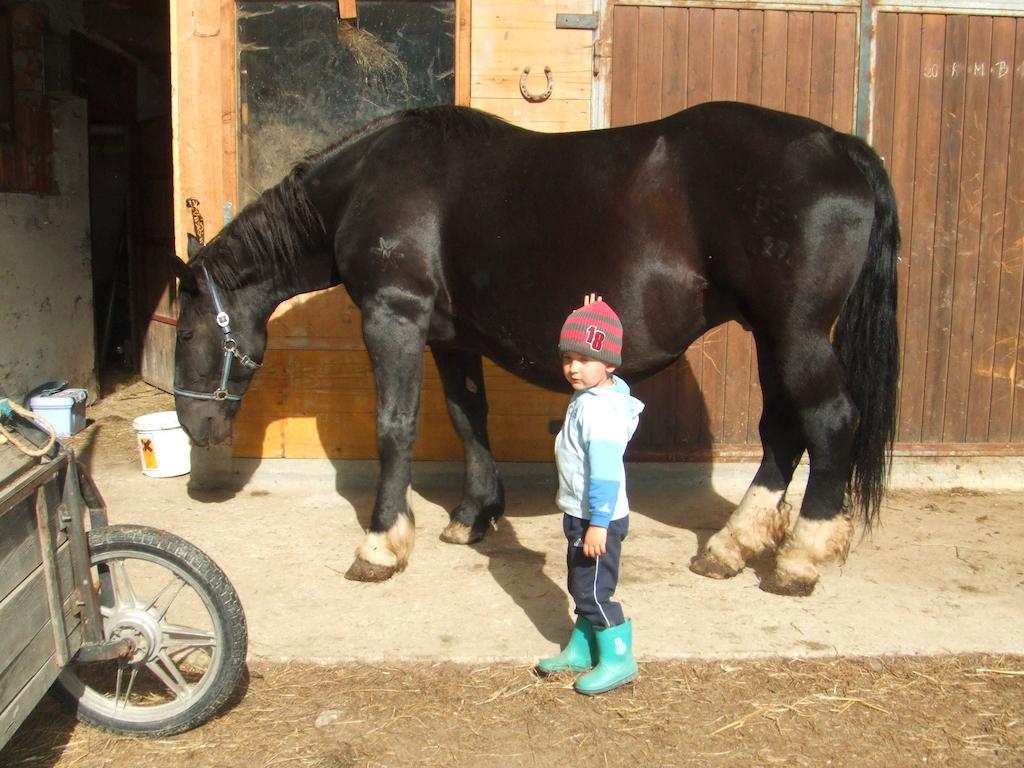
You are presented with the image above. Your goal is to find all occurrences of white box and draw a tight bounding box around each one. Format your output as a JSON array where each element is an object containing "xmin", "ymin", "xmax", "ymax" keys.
[{"xmin": 28, "ymin": 388, "xmax": 87, "ymax": 437}]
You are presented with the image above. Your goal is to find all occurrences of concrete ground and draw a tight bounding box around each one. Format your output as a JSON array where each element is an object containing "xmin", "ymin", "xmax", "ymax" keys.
[{"xmin": 67, "ymin": 384, "xmax": 1024, "ymax": 663}]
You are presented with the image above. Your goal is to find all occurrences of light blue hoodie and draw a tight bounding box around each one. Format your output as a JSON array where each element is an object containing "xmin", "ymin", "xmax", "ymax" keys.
[{"xmin": 555, "ymin": 375, "xmax": 644, "ymax": 527}]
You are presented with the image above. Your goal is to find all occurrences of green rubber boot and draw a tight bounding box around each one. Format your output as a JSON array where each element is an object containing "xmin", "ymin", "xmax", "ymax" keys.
[
  {"xmin": 574, "ymin": 619, "xmax": 637, "ymax": 695},
  {"xmin": 536, "ymin": 616, "xmax": 598, "ymax": 675}
]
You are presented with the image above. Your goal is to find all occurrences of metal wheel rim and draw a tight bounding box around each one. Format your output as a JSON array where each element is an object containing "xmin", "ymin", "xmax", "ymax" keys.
[{"xmin": 57, "ymin": 546, "xmax": 226, "ymax": 725}]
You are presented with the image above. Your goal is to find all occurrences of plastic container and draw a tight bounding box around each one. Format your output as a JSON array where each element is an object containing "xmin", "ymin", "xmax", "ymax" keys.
[
  {"xmin": 133, "ymin": 411, "xmax": 191, "ymax": 477},
  {"xmin": 29, "ymin": 388, "xmax": 87, "ymax": 437}
]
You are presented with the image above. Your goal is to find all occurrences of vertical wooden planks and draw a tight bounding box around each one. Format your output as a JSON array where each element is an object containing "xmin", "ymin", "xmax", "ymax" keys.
[
  {"xmin": 898, "ymin": 14, "xmax": 946, "ymax": 443},
  {"xmin": 457, "ymin": 0, "xmax": 471, "ymax": 106},
  {"xmin": 736, "ymin": 10, "xmax": 764, "ymax": 124},
  {"xmin": 610, "ymin": 5, "xmax": 639, "ymax": 127},
  {"xmin": 1002, "ymin": 20, "xmax": 1024, "ymax": 441},
  {"xmin": 943, "ymin": 17, "xmax": 993, "ymax": 442},
  {"xmin": 966, "ymin": 16, "xmax": 1016, "ymax": 442},
  {"xmin": 662, "ymin": 7, "xmax": 688, "ymax": 115},
  {"xmin": 762, "ymin": 11, "xmax": 789, "ymax": 112},
  {"xmin": 870, "ymin": 13, "xmax": 897, "ymax": 176},
  {"xmin": 888, "ymin": 14, "xmax": 921, "ymax": 442},
  {"xmin": 832, "ymin": 13, "xmax": 857, "ymax": 132},
  {"xmin": 785, "ymin": 12, "xmax": 812, "ymax": 116},
  {"xmin": 809, "ymin": 12, "xmax": 837, "ymax": 125},
  {"xmin": 921, "ymin": 14, "xmax": 969, "ymax": 442},
  {"xmin": 636, "ymin": 6, "xmax": 664, "ymax": 122},
  {"xmin": 880, "ymin": 12, "xmax": 913, "ymax": 442},
  {"xmin": 712, "ymin": 9, "xmax": 739, "ymax": 100},
  {"xmin": 686, "ymin": 9, "xmax": 714, "ymax": 106},
  {"xmin": 220, "ymin": 0, "xmax": 237, "ymax": 222},
  {"xmin": 874, "ymin": 11, "xmax": 1024, "ymax": 450}
]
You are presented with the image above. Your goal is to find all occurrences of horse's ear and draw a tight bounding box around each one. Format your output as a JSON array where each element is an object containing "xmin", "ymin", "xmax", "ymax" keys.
[
  {"xmin": 187, "ymin": 233, "xmax": 203, "ymax": 260},
  {"xmin": 171, "ymin": 253, "xmax": 198, "ymax": 293}
]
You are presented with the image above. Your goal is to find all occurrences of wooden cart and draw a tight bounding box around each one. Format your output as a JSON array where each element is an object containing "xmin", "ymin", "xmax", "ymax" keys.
[{"xmin": 1, "ymin": 411, "xmax": 247, "ymax": 747}]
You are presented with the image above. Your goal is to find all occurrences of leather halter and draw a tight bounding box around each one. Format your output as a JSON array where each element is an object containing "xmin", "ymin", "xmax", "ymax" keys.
[{"xmin": 172, "ymin": 265, "xmax": 262, "ymax": 402}]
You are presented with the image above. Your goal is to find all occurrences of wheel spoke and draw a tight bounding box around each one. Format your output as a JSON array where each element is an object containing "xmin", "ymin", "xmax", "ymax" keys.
[
  {"xmin": 146, "ymin": 574, "xmax": 187, "ymax": 620},
  {"xmin": 114, "ymin": 665, "xmax": 139, "ymax": 711},
  {"xmin": 108, "ymin": 559, "xmax": 139, "ymax": 608},
  {"xmin": 162, "ymin": 623, "xmax": 217, "ymax": 651},
  {"xmin": 146, "ymin": 651, "xmax": 192, "ymax": 699}
]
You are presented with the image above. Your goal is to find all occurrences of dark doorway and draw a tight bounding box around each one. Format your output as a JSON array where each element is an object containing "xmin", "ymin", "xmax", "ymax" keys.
[{"xmin": 79, "ymin": 0, "xmax": 173, "ymax": 391}]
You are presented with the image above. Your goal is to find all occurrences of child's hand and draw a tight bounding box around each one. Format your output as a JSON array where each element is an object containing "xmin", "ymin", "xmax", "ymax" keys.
[
  {"xmin": 583, "ymin": 525, "xmax": 608, "ymax": 558},
  {"xmin": 582, "ymin": 293, "xmax": 603, "ymax": 307}
]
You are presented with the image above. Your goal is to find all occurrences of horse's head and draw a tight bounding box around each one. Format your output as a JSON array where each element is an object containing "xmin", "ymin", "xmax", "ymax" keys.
[{"xmin": 170, "ymin": 235, "xmax": 268, "ymax": 446}]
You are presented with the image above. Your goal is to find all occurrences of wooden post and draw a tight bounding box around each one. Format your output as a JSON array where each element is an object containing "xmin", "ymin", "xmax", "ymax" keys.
[{"xmin": 337, "ymin": 0, "xmax": 356, "ymax": 20}]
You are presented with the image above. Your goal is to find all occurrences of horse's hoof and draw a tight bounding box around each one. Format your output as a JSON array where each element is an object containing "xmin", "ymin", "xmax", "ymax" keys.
[
  {"xmin": 689, "ymin": 552, "xmax": 743, "ymax": 579},
  {"xmin": 440, "ymin": 520, "xmax": 485, "ymax": 545},
  {"xmin": 759, "ymin": 570, "xmax": 817, "ymax": 597},
  {"xmin": 344, "ymin": 558, "xmax": 397, "ymax": 582}
]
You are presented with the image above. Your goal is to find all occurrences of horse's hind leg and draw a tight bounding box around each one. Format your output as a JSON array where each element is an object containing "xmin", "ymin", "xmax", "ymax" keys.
[
  {"xmin": 345, "ymin": 302, "xmax": 428, "ymax": 582},
  {"xmin": 431, "ymin": 348, "xmax": 505, "ymax": 544},
  {"xmin": 760, "ymin": 336, "xmax": 857, "ymax": 596},
  {"xmin": 690, "ymin": 343, "xmax": 803, "ymax": 579}
]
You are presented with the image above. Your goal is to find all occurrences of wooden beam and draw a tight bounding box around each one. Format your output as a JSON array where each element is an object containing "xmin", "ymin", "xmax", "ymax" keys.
[
  {"xmin": 457, "ymin": 0, "xmax": 471, "ymax": 105},
  {"xmin": 338, "ymin": 0, "xmax": 357, "ymax": 21}
]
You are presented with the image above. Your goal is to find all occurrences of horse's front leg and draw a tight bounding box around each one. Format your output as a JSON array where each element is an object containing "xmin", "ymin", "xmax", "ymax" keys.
[
  {"xmin": 345, "ymin": 301, "xmax": 428, "ymax": 582},
  {"xmin": 431, "ymin": 348, "xmax": 505, "ymax": 544}
]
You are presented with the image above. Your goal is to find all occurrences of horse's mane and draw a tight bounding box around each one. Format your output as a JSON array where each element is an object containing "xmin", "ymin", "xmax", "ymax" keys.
[
  {"xmin": 196, "ymin": 161, "xmax": 325, "ymax": 290},
  {"xmin": 197, "ymin": 106, "xmax": 506, "ymax": 289}
]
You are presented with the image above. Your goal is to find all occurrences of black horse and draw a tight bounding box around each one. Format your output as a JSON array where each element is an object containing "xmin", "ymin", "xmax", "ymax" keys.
[{"xmin": 171, "ymin": 102, "xmax": 899, "ymax": 596}]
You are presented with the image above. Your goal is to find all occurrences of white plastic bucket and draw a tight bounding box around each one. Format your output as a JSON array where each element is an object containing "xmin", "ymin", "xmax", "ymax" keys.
[{"xmin": 133, "ymin": 411, "xmax": 191, "ymax": 478}]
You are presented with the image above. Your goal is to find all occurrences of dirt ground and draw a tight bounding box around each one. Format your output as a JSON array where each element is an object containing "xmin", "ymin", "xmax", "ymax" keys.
[
  {"xmin": 2, "ymin": 375, "xmax": 1023, "ymax": 766},
  {"xmin": 4, "ymin": 656, "xmax": 1022, "ymax": 767}
]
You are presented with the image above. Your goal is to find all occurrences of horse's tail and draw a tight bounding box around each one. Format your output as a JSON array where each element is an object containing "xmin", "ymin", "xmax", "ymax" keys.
[{"xmin": 833, "ymin": 133, "xmax": 901, "ymax": 527}]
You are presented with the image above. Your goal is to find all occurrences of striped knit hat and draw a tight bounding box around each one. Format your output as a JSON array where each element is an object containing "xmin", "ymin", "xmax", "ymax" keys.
[{"xmin": 558, "ymin": 300, "xmax": 623, "ymax": 367}]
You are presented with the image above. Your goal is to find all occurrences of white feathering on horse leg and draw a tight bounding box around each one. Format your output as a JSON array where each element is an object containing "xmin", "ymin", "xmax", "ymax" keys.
[
  {"xmin": 766, "ymin": 515, "xmax": 854, "ymax": 596},
  {"xmin": 726, "ymin": 485, "xmax": 791, "ymax": 557},
  {"xmin": 439, "ymin": 520, "xmax": 481, "ymax": 545},
  {"xmin": 691, "ymin": 485, "xmax": 789, "ymax": 578},
  {"xmin": 387, "ymin": 509, "xmax": 415, "ymax": 567},
  {"xmin": 354, "ymin": 513, "xmax": 415, "ymax": 571}
]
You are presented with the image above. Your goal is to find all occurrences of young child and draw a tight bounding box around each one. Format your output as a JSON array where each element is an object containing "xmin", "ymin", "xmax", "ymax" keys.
[{"xmin": 537, "ymin": 294, "xmax": 644, "ymax": 695}]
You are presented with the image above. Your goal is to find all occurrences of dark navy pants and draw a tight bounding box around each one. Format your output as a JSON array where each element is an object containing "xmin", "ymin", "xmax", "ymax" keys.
[{"xmin": 564, "ymin": 513, "xmax": 629, "ymax": 629}]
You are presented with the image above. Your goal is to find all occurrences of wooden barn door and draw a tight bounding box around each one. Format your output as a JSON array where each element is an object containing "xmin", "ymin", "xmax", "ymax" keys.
[
  {"xmin": 871, "ymin": 12, "xmax": 1024, "ymax": 453},
  {"xmin": 607, "ymin": 2, "xmax": 859, "ymax": 459}
]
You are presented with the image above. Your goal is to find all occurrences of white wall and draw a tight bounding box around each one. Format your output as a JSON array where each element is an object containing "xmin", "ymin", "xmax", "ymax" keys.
[{"xmin": 0, "ymin": 96, "xmax": 96, "ymax": 403}]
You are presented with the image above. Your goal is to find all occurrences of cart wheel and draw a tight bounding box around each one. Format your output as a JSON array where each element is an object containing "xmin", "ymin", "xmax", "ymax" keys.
[{"xmin": 54, "ymin": 525, "xmax": 247, "ymax": 736}]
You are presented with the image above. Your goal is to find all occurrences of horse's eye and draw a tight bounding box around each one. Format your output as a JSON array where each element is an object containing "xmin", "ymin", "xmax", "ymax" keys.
[{"xmin": 178, "ymin": 329, "xmax": 195, "ymax": 342}]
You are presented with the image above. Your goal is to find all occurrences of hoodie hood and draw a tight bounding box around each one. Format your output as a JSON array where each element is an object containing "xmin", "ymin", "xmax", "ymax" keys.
[{"xmin": 571, "ymin": 375, "xmax": 645, "ymax": 436}]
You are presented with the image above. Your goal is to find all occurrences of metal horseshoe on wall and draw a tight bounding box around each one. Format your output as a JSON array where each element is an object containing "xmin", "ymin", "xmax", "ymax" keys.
[{"xmin": 519, "ymin": 66, "xmax": 553, "ymax": 103}]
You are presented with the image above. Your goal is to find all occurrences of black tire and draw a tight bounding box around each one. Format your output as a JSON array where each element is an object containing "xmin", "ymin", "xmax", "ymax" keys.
[{"xmin": 53, "ymin": 525, "xmax": 247, "ymax": 737}]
